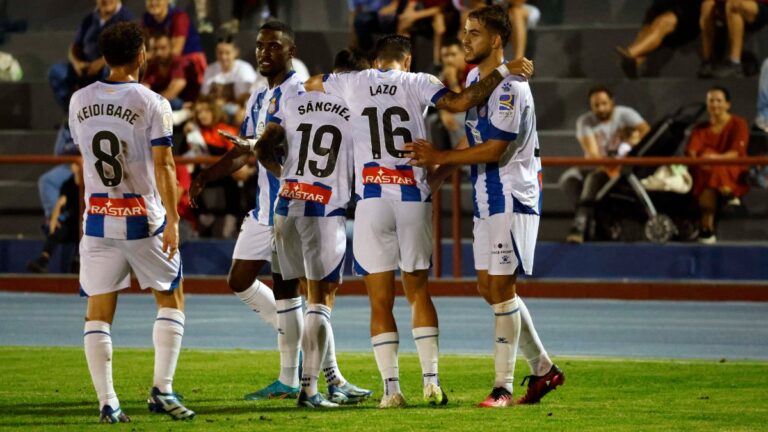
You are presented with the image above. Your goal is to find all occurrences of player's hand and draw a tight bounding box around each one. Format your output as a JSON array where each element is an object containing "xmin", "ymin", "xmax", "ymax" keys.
[
  {"xmin": 188, "ymin": 175, "xmax": 206, "ymax": 208},
  {"xmin": 506, "ymin": 57, "xmax": 534, "ymax": 78},
  {"xmin": 48, "ymin": 220, "xmax": 60, "ymax": 235},
  {"xmin": 218, "ymin": 129, "xmax": 254, "ymax": 151},
  {"xmin": 162, "ymin": 220, "xmax": 180, "ymax": 261},
  {"xmin": 405, "ymin": 139, "xmax": 442, "ymax": 167}
]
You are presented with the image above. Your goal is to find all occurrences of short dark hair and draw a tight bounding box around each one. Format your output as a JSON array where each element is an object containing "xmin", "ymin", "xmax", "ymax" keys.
[
  {"xmin": 375, "ymin": 34, "xmax": 411, "ymax": 63},
  {"xmin": 708, "ymin": 85, "xmax": 731, "ymax": 102},
  {"xmin": 588, "ymin": 85, "xmax": 613, "ymax": 100},
  {"xmin": 333, "ymin": 48, "xmax": 370, "ymax": 72},
  {"xmin": 259, "ymin": 20, "xmax": 295, "ymax": 43},
  {"xmin": 441, "ymin": 37, "xmax": 462, "ymax": 50},
  {"xmin": 468, "ymin": 5, "xmax": 512, "ymax": 47},
  {"xmin": 216, "ymin": 35, "xmax": 238, "ymax": 47},
  {"xmin": 99, "ymin": 22, "xmax": 146, "ymax": 67}
]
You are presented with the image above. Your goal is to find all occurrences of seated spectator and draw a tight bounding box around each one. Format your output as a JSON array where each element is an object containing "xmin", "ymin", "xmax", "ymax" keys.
[
  {"xmin": 686, "ymin": 86, "xmax": 750, "ymax": 244},
  {"xmin": 700, "ymin": 0, "xmax": 768, "ymax": 78},
  {"xmin": 48, "ymin": 0, "xmax": 133, "ymax": 110},
  {"xmin": 506, "ymin": 0, "xmax": 541, "ymax": 60},
  {"xmin": 27, "ymin": 163, "xmax": 81, "ymax": 273},
  {"xmin": 615, "ymin": 0, "xmax": 700, "ymax": 79},
  {"xmin": 143, "ymin": 33, "xmax": 201, "ymax": 110},
  {"xmin": 200, "ymin": 36, "xmax": 256, "ymax": 125},
  {"xmin": 756, "ymin": 57, "xmax": 768, "ymax": 132},
  {"xmin": 437, "ymin": 37, "xmax": 474, "ymax": 147},
  {"xmin": 349, "ymin": 0, "xmax": 407, "ymax": 54},
  {"xmin": 185, "ymin": 98, "xmax": 254, "ymax": 238},
  {"xmin": 398, "ymin": 0, "xmax": 454, "ymax": 66},
  {"xmin": 37, "ymin": 122, "xmax": 80, "ymax": 228},
  {"xmin": 143, "ymin": 0, "xmax": 207, "ymax": 92},
  {"xmin": 562, "ymin": 86, "xmax": 651, "ymax": 243}
]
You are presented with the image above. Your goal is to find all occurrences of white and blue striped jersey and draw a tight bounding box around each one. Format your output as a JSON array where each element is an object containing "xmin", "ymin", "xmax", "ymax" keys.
[
  {"xmin": 69, "ymin": 80, "xmax": 174, "ymax": 240},
  {"xmin": 463, "ymin": 68, "xmax": 542, "ymax": 219},
  {"xmin": 269, "ymin": 91, "xmax": 353, "ymax": 217},
  {"xmin": 241, "ymin": 70, "xmax": 304, "ymax": 226},
  {"xmin": 322, "ymin": 69, "xmax": 448, "ymax": 202}
]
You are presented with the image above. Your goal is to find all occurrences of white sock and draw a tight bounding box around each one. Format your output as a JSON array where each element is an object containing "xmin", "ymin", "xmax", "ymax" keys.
[
  {"xmin": 412, "ymin": 327, "xmax": 440, "ymax": 387},
  {"xmin": 234, "ymin": 280, "xmax": 278, "ymax": 330},
  {"xmin": 276, "ymin": 297, "xmax": 303, "ymax": 388},
  {"xmin": 301, "ymin": 304, "xmax": 332, "ymax": 396},
  {"xmin": 153, "ymin": 308, "xmax": 185, "ymax": 394},
  {"xmin": 84, "ymin": 321, "xmax": 119, "ymax": 409},
  {"xmin": 492, "ymin": 296, "xmax": 521, "ymax": 393},
  {"xmin": 517, "ymin": 297, "xmax": 554, "ymax": 376},
  {"xmin": 322, "ymin": 320, "xmax": 347, "ymax": 387},
  {"xmin": 372, "ymin": 332, "xmax": 400, "ymax": 396}
]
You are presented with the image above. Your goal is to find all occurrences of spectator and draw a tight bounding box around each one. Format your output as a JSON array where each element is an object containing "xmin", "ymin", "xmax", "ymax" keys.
[
  {"xmin": 756, "ymin": 57, "xmax": 768, "ymax": 132},
  {"xmin": 700, "ymin": 0, "xmax": 768, "ymax": 78},
  {"xmin": 200, "ymin": 36, "xmax": 256, "ymax": 125},
  {"xmin": 27, "ymin": 163, "xmax": 81, "ymax": 273},
  {"xmin": 143, "ymin": 33, "xmax": 200, "ymax": 110},
  {"xmin": 191, "ymin": 0, "xmax": 214, "ymax": 33},
  {"xmin": 397, "ymin": 0, "xmax": 453, "ymax": 66},
  {"xmin": 615, "ymin": 0, "xmax": 700, "ymax": 79},
  {"xmin": 349, "ymin": 0, "xmax": 407, "ymax": 53},
  {"xmin": 143, "ymin": 0, "xmax": 207, "ymax": 92},
  {"xmin": 563, "ymin": 86, "xmax": 651, "ymax": 243},
  {"xmin": 48, "ymin": 0, "xmax": 133, "ymax": 110},
  {"xmin": 185, "ymin": 98, "xmax": 253, "ymax": 238},
  {"xmin": 506, "ymin": 0, "xmax": 541, "ymax": 60},
  {"xmin": 437, "ymin": 37, "xmax": 474, "ymax": 147},
  {"xmin": 37, "ymin": 122, "xmax": 80, "ymax": 226},
  {"xmin": 686, "ymin": 86, "xmax": 750, "ymax": 243},
  {"xmin": 221, "ymin": 0, "xmax": 279, "ymax": 33}
]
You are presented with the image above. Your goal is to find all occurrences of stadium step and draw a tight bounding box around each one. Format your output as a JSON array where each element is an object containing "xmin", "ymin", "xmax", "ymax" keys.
[{"xmin": 0, "ymin": 130, "xmax": 58, "ymax": 154}]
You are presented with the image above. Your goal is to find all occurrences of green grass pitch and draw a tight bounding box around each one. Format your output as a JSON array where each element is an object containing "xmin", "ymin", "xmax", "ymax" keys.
[{"xmin": 0, "ymin": 347, "xmax": 766, "ymax": 431}]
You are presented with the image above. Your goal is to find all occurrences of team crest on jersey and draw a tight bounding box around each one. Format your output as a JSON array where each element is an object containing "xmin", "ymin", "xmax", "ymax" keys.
[
  {"xmin": 88, "ymin": 196, "xmax": 148, "ymax": 217},
  {"xmin": 268, "ymin": 97, "xmax": 277, "ymax": 114},
  {"xmin": 256, "ymin": 121, "xmax": 266, "ymax": 138}
]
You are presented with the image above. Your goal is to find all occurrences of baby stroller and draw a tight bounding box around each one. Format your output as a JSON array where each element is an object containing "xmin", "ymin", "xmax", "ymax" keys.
[{"xmin": 590, "ymin": 103, "xmax": 707, "ymax": 243}]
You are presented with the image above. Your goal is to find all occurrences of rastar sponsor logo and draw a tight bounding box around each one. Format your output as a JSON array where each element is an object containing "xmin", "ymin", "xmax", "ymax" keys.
[
  {"xmin": 278, "ymin": 182, "xmax": 332, "ymax": 204},
  {"xmin": 88, "ymin": 196, "xmax": 147, "ymax": 217},
  {"xmin": 362, "ymin": 166, "xmax": 416, "ymax": 185}
]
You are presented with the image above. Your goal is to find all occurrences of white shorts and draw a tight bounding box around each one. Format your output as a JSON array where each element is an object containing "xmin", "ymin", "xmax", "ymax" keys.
[
  {"xmin": 473, "ymin": 212, "xmax": 539, "ymax": 276},
  {"xmin": 232, "ymin": 213, "xmax": 273, "ymax": 262},
  {"xmin": 79, "ymin": 234, "xmax": 182, "ymax": 296},
  {"xmin": 353, "ymin": 199, "xmax": 432, "ymax": 274},
  {"xmin": 274, "ymin": 214, "xmax": 346, "ymax": 281}
]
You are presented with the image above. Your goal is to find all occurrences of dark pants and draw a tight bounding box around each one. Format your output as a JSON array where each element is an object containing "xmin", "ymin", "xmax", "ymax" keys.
[{"xmin": 571, "ymin": 169, "xmax": 612, "ymax": 234}]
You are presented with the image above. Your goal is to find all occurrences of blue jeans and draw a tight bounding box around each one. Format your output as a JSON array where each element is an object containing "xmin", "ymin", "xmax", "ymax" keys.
[
  {"xmin": 38, "ymin": 164, "xmax": 72, "ymax": 218},
  {"xmin": 48, "ymin": 62, "xmax": 106, "ymax": 111}
]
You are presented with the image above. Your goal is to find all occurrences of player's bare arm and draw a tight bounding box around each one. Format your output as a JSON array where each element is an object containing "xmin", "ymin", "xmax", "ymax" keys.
[
  {"xmin": 218, "ymin": 124, "xmax": 285, "ymax": 178},
  {"xmin": 188, "ymin": 143, "xmax": 251, "ymax": 208},
  {"xmin": 406, "ymin": 137, "xmax": 513, "ymax": 167},
  {"xmin": 153, "ymin": 146, "xmax": 180, "ymax": 261},
  {"xmin": 434, "ymin": 57, "xmax": 533, "ymax": 113}
]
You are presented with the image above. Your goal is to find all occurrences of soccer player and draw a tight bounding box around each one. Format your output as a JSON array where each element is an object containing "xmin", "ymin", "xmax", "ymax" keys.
[
  {"xmin": 303, "ymin": 35, "xmax": 533, "ymax": 407},
  {"xmin": 71, "ymin": 22, "xmax": 194, "ymax": 422},
  {"xmin": 189, "ymin": 22, "xmax": 367, "ymax": 404},
  {"xmin": 406, "ymin": 5, "xmax": 565, "ymax": 407}
]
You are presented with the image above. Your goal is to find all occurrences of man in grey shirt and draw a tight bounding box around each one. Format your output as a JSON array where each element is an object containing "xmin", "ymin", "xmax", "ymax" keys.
[{"xmin": 561, "ymin": 86, "xmax": 650, "ymax": 243}]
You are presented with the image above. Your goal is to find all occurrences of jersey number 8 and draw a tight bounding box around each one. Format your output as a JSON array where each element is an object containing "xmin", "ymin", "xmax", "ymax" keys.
[{"xmin": 92, "ymin": 130, "xmax": 123, "ymax": 187}]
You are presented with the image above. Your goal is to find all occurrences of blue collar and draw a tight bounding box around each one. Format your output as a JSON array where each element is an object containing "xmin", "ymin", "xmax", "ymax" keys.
[{"xmin": 100, "ymin": 79, "xmax": 138, "ymax": 85}]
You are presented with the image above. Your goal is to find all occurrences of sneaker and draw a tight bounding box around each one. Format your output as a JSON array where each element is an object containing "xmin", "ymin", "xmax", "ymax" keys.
[
  {"xmin": 26, "ymin": 256, "xmax": 48, "ymax": 273},
  {"xmin": 147, "ymin": 387, "xmax": 196, "ymax": 420},
  {"xmin": 244, "ymin": 379, "xmax": 300, "ymax": 400},
  {"xmin": 297, "ymin": 391, "xmax": 339, "ymax": 408},
  {"xmin": 478, "ymin": 387, "xmax": 514, "ymax": 408},
  {"xmin": 99, "ymin": 405, "xmax": 130, "ymax": 423},
  {"xmin": 328, "ymin": 382, "xmax": 373, "ymax": 404},
  {"xmin": 516, "ymin": 364, "xmax": 566, "ymax": 405},
  {"xmin": 615, "ymin": 46, "xmax": 638, "ymax": 79},
  {"xmin": 566, "ymin": 227, "xmax": 584, "ymax": 244},
  {"xmin": 698, "ymin": 61, "xmax": 715, "ymax": 79},
  {"xmin": 378, "ymin": 392, "xmax": 407, "ymax": 408},
  {"xmin": 713, "ymin": 61, "xmax": 744, "ymax": 79},
  {"xmin": 698, "ymin": 230, "xmax": 717, "ymax": 245},
  {"xmin": 423, "ymin": 382, "xmax": 448, "ymax": 406}
]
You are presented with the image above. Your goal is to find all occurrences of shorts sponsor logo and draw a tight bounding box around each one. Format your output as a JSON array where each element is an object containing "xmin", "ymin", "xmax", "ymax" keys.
[
  {"xmin": 362, "ymin": 166, "xmax": 416, "ymax": 186},
  {"xmin": 491, "ymin": 242, "xmax": 513, "ymax": 265},
  {"xmin": 279, "ymin": 182, "xmax": 332, "ymax": 204},
  {"xmin": 88, "ymin": 196, "xmax": 147, "ymax": 217}
]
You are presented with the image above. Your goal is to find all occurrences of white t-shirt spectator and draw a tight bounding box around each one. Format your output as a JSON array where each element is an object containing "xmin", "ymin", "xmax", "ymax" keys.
[
  {"xmin": 201, "ymin": 59, "xmax": 256, "ymax": 102},
  {"xmin": 576, "ymin": 105, "xmax": 645, "ymax": 157}
]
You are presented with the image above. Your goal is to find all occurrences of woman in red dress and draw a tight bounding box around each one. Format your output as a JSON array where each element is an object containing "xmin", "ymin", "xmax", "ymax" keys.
[{"xmin": 686, "ymin": 86, "xmax": 750, "ymax": 243}]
